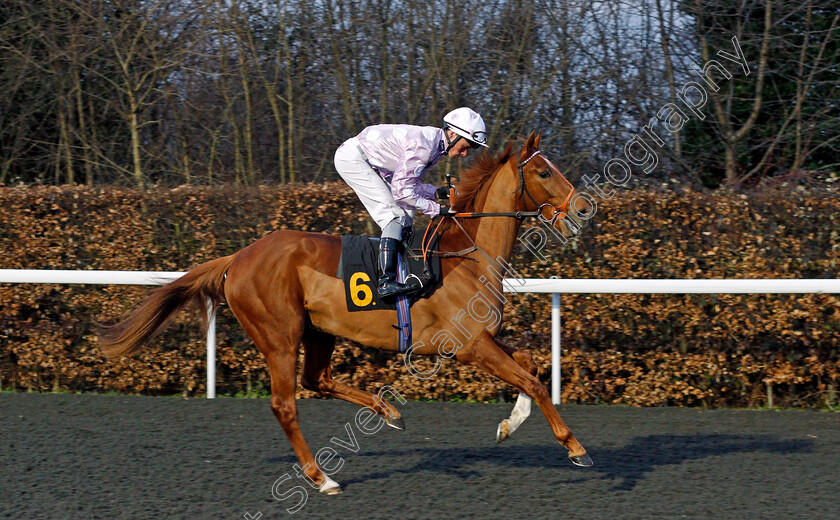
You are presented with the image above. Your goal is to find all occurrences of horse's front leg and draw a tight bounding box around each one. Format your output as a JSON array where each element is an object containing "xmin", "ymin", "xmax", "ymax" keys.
[
  {"xmin": 494, "ymin": 339, "xmax": 535, "ymax": 443},
  {"xmin": 458, "ymin": 332, "xmax": 592, "ymax": 467}
]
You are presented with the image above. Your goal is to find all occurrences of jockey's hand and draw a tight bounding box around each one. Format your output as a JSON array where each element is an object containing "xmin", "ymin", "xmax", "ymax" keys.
[
  {"xmin": 438, "ymin": 204, "xmax": 455, "ymax": 216},
  {"xmin": 436, "ymin": 186, "xmax": 450, "ymax": 199}
]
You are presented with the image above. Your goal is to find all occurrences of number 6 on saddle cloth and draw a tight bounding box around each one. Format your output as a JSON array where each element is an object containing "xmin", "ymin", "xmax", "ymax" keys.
[{"xmin": 337, "ymin": 231, "xmax": 442, "ymax": 353}]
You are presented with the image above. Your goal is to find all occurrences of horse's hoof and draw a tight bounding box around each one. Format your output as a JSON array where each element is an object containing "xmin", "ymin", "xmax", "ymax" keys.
[
  {"xmin": 496, "ymin": 419, "xmax": 510, "ymax": 443},
  {"xmin": 319, "ymin": 477, "xmax": 342, "ymax": 495},
  {"xmin": 320, "ymin": 484, "xmax": 342, "ymax": 495},
  {"xmin": 569, "ymin": 453, "xmax": 593, "ymax": 467},
  {"xmin": 384, "ymin": 414, "xmax": 405, "ymax": 430}
]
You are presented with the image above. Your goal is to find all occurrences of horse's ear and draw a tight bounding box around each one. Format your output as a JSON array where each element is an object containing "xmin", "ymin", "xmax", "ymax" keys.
[
  {"xmin": 534, "ymin": 131, "xmax": 542, "ymax": 149},
  {"xmin": 525, "ymin": 130, "xmax": 536, "ymax": 150}
]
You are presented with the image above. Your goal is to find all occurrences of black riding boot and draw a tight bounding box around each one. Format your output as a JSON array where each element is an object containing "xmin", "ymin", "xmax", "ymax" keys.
[{"xmin": 377, "ymin": 237, "xmax": 419, "ymax": 298}]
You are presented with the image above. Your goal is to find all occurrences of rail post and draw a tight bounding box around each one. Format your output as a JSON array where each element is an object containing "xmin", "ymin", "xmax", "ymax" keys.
[
  {"xmin": 551, "ymin": 291, "xmax": 561, "ymax": 405},
  {"xmin": 206, "ymin": 299, "xmax": 216, "ymax": 399}
]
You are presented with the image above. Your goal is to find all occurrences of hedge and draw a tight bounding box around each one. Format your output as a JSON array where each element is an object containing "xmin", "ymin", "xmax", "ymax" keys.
[{"xmin": 0, "ymin": 182, "xmax": 838, "ymax": 408}]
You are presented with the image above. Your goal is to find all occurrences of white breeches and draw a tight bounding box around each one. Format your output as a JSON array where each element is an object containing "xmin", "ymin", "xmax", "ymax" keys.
[{"xmin": 335, "ymin": 137, "xmax": 413, "ymax": 235}]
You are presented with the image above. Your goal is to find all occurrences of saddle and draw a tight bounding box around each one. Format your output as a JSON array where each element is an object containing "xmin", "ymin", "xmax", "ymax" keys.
[{"xmin": 337, "ymin": 231, "xmax": 441, "ymax": 312}]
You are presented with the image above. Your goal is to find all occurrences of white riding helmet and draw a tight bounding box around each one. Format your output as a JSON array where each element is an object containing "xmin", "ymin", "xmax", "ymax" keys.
[{"xmin": 443, "ymin": 107, "xmax": 489, "ymax": 148}]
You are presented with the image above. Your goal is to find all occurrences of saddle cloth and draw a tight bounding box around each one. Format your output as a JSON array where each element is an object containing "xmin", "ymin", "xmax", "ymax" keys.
[
  {"xmin": 337, "ymin": 232, "xmax": 441, "ymax": 353},
  {"xmin": 337, "ymin": 232, "xmax": 440, "ymax": 313}
]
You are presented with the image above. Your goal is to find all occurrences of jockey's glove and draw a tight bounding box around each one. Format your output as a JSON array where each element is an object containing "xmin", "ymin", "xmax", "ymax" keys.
[
  {"xmin": 436, "ymin": 186, "xmax": 450, "ymax": 199},
  {"xmin": 438, "ymin": 204, "xmax": 455, "ymax": 216}
]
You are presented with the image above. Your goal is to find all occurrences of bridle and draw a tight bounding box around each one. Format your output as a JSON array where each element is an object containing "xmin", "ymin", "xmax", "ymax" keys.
[
  {"xmin": 420, "ymin": 145, "xmax": 578, "ymax": 266},
  {"xmin": 448, "ymin": 146, "xmax": 576, "ymax": 220},
  {"xmin": 515, "ymin": 149, "xmax": 576, "ymax": 217}
]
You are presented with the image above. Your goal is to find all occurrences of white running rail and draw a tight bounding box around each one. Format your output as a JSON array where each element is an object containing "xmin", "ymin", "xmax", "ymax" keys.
[
  {"xmin": 505, "ymin": 278, "xmax": 840, "ymax": 404},
  {"xmin": 2, "ymin": 269, "xmax": 839, "ymax": 403},
  {"xmin": 0, "ymin": 270, "xmax": 219, "ymax": 396}
]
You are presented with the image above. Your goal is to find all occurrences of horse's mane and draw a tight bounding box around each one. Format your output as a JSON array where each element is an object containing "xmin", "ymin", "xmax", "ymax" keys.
[{"xmin": 451, "ymin": 141, "xmax": 515, "ymax": 213}]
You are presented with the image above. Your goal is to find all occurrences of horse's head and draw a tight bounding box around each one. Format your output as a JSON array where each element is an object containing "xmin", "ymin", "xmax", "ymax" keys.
[{"xmin": 512, "ymin": 130, "xmax": 592, "ymax": 238}]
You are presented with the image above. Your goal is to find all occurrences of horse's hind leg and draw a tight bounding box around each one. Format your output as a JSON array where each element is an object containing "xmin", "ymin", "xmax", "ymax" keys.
[
  {"xmin": 231, "ymin": 309, "xmax": 342, "ymax": 494},
  {"xmin": 494, "ymin": 339, "xmax": 536, "ymax": 443},
  {"xmin": 300, "ymin": 328, "xmax": 405, "ymax": 430}
]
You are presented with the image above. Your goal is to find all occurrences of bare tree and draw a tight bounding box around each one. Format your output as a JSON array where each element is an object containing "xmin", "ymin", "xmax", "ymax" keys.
[{"xmin": 1, "ymin": 0, "xmax": 836, "ymax": 188}]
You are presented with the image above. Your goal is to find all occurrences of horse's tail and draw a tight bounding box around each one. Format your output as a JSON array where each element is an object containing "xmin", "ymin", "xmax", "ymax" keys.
[{"xmin": 97, "ymin": 255, "xmax": 235, "ymax": 360}]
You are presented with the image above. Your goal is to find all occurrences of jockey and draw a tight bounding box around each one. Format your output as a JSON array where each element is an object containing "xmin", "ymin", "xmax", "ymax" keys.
[{"xmin": 335, "ymin": 107, "xmax": 489, "ymax": 298}]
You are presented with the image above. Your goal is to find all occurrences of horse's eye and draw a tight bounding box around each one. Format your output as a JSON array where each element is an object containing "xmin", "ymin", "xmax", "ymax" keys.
[{"xmin": 539, "ymin": 170, "xmax": 551, "ymax": 179}]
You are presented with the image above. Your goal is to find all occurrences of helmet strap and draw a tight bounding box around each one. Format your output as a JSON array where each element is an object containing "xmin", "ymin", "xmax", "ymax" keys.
[{"xmin": 443, "ymin": 126, "xmax": 464, "ymax": 154}]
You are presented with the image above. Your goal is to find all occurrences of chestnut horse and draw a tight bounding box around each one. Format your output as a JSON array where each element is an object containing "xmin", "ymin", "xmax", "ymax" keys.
[{"xmin": 98, "ymin": 131, "xmax": 593, "ymax": 494}]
